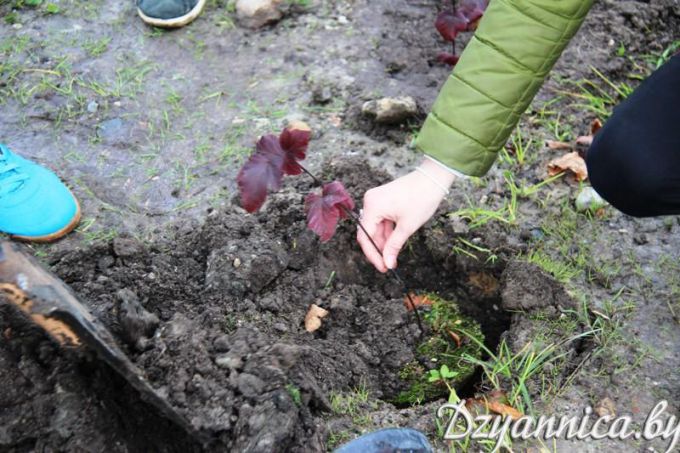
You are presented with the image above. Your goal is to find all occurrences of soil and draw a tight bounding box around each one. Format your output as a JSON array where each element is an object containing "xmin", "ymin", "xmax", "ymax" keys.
[
  {"xmin": 1, "ymin": 157, "xmax": 516, "ymax": 451},
  {"xmin": 1, "ymin": 0, "xmax": 680, "ymax": 452}
]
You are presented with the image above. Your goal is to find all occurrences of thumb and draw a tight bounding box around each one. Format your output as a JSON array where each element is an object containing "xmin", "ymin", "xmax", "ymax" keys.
[{"xmin": 383, "ymin": 224, "xmax": 411, "ymax": 270}]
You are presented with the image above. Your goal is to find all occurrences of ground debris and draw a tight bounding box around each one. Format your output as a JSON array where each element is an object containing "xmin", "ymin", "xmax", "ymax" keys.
[
  {"xmin": 361, "ymin": 96, "xmax": 418, "ymax": 124},
  {"xmin": 304, "ymin": 304, "xmax": 328, "ymax": 332}
]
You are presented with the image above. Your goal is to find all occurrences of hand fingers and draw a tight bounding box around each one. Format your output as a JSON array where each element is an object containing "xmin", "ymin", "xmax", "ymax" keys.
[
  {"xmin": 372, "ymin": 219, "xmax": 392, "ymax": 251},
  {"xmin": 357, "ymin": 212, "xmax": 388, "ymax": 273},
  {"xmin": 382, "ymin": 223, "xmax": 412, "ymax": 270},
  {"xmin": 383, "ymin": 221, "xmax": 394, "ymax": 242}
]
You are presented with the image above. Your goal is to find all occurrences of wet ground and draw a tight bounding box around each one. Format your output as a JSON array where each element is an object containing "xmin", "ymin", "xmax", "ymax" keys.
[{"xmin": 1, "ymin": 0, "xmax": 680, "ymax": 451}]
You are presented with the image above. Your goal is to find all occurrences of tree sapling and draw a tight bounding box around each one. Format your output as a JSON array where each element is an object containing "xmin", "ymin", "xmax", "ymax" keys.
[
  {"xmin": 435, "ymin": 0, "xmax": 488, "ymax": 66},
  {"xmin": 237, "ymin": 124, "xmax": 424, "ymax": 333}
]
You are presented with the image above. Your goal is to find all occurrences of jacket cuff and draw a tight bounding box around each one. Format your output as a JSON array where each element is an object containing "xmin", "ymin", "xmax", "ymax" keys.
[{"xmin": 415, "ymin": 112, "xmax": 499, "ymax": 177}]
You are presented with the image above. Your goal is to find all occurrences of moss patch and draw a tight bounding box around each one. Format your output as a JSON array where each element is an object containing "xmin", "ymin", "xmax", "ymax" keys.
[{"xmin": 393, "ymin": 294, "xmax": 484, "ymax": 405}]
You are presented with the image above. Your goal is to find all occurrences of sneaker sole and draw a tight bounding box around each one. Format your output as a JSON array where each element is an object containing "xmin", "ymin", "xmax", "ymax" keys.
[
  {"xmin": 11, "ymin": 191, "xmax": 82, "ymax": 243},
  {"xmin": 137, "ymin": 0, "xmax": 207, "ymax": 28}
]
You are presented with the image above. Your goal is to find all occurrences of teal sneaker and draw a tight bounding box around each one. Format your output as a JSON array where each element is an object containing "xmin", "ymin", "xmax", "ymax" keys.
[
  {"xmin": 0, "ymin": 144, "xmax": 81, "ymax": 242},
  {"xmin": 137, "ymin": 0, "xmax": 207, "ymax": 28}
]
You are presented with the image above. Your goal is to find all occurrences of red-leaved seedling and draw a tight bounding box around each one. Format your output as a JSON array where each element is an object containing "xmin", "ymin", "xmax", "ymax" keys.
[
  {"xmin": 237, "ymin": 125, "xmax": 425, "ymax": 334},
  {"xmin": 237, "ymin": 128, "xmax": 311, "ymax": 212},
  {"xmin": 305, "ymin": 181, "xmax": 355, "ymax": 242},
  {"xmin": 435, "ymin": 0, "xmax": 488, "ymax": 66},
  {"xmin": 238, "ymin": 126, "xmax": 355, "ymax": 243}
]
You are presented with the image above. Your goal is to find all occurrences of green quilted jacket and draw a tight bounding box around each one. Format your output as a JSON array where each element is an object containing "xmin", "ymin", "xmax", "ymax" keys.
[{"xmin": 415, "ymin": 0, "xmax": 594, "ymax": 176}]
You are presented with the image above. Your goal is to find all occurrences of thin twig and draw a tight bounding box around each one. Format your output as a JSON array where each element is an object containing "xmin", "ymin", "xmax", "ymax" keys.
[
  {"xmin": 299, "ymin": 164, "xmax": 425, "ymax": 336},
  {"xmin": 450, "ymin": 0, "xmax": 457, "ymax": 56}
]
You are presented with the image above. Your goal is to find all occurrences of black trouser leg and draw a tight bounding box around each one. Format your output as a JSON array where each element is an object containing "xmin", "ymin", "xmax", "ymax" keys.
[{"xmin": 586, "ymin": 54, "xmax": 680, "ymax": 217}]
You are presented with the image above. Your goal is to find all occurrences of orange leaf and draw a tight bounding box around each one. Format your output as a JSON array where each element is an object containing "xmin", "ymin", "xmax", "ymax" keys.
[
  {"xmin": 466, "ymin": 391, "xmax": 523, "ymax": 420},
  {"xmin": 304, "ymin": 304, "xmax": 328, "ymax": 332},
  {"xmin": 486, "ymin": 400, "xmax": 524, "ymax": 421},
  {"xmin": 468, "ymin": 272, "xmax": 499, "ymax": 296},
  {"xmin": 403, "ymin": 293, "xmax": 433, "ymax": 311},
  {"xmin": 590, "ymin": 118, "xmax": 603, "ymax": 135},
  {"xmin": 546, "ymin": 140, "xmax": 572, "ymax": 150},
  {"xmin": 547, "ymin": 151, "xmax": 588, "ymax": 181},
  {"xmin": 446, "ymin": 329, "xmax": 462, "ymax": 348}
]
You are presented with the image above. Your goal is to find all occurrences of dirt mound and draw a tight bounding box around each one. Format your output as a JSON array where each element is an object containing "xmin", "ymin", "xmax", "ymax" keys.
[{"xmin": 0, "ymin": 159, "xmax": 592, "ymax": 452}]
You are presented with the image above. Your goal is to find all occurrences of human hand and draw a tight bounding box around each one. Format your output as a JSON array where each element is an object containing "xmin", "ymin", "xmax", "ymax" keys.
[{"xmin": 357, "ymin": 158, "xmax": 456, "ymax": 273}]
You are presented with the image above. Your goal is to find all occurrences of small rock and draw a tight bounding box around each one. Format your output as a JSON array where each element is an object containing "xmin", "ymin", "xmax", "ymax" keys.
[
  {"xmin": 575, "ymin": 187, "xmax": 607, "ymax": 213},
  {"xmin": 214, "ymin": 335, "xmax": 231, "ymax": 352},
  {"xmin": 233, "ymin": 257, "xmax": 241, "ymax": 268},
  {"xmin": 216, "ymin": 354, "xmax": 244, "ymax": 370},
  {"xmin": 96, "ymin": 255, "xmax": 115, "ymax": 272},
  {"xmin": 237, "ymin": 373, "xmax": 265, "ymax": 398},
  {"xmin": 117, "ymin": 289, "xmax": 159, "ymax": 351},
  {"xmin": 98, "ymin": 118, "xmax": 130, "ymax": 146},
  {"xmin": 594, "ymin": 397, "xmax": 616, "ymax": 417},
  {"xmin": 164, "ymin": 313, "xmax": 194, "ymax": 338},
  {"xmin": 449, "ymin": 214, "xmax": 469, "ymax": 234},
  {"xmin": 113, "ymin": 237, "xmax": 144, "ymax": 258},
  {"xmin": 273, "ymin": 322, "xmax": 288, "ymax": 333},
  {"xmin": 236, "ymin": 0, "xmax": 283, "ymax": 29},
  {"xmin": 633, "ymin": 233, "xmax": 648, "ymax": 245},
  {"xmin": 362, "ymin": 96, "xmax": 418, "ymax": 124},
  {"xmin": 87, "ymin": 101, "xmax": 99, "ymax": 113},
  {"xmin": 312, "ymin": 85, "xmax": 333, "ymax": 104}
]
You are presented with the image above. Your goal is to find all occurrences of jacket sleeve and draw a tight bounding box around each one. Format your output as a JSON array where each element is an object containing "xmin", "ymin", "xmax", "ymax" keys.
[{"xmin": 415, "ymin": 0, "xmax": 594, "ymax": 177}]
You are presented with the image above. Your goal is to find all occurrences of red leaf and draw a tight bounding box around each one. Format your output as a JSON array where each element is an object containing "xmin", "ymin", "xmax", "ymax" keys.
[
  {"xmin": 237, "ymin": 136, "xmax": 285, "ymax": 212},
  {"xmin": 435, "ymin": 0, "xmax": 487, "ymax": 42},
  {"xmin": 305, "ymin": 181, "xmax": 355, "ymax": 242},
  {"xmin": 237, "ymin": 128, "xmax": 310, "ymax": 212},
  {"xmin": 437, "ymin": 52, "xmax": 460, "ymax": 66},
  {"xmin": 435, "ymin": 10, "xmax": 467, "ymax": 42},
  {"xmin": 456, "ymin": 0, "xmax": 487, "ymax": 24},
  {"xmin": 279, "ymin": 128, "xmax": 310, "ymax": 175}
]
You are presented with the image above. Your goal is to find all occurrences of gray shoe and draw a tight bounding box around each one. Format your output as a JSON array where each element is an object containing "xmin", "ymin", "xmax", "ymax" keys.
[{"xmin": 137, "ymin": 0, "xmax": 206, "ymax": 28}]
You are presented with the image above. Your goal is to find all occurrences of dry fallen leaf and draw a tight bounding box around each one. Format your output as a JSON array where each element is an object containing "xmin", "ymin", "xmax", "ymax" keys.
[
  {"xmin": 574, "ymin": 118, "xmax": 603, "ymax": 152},
  {"xmin": 304, "ymin": 304, "xmax": 329, "ymax": 332},
  {"xmin": 466, "ymin": 391, "xmax": 523, "ymax": 421},
  {"xmin": 446, "ymin": 329, "xmax": 462, "ymax": 348},
  {"xmin": 486, "ymin": 400, "xmax": 524, "ymax": 421},
  {"xmin": 403, "ymin": 293, "xmax": 433, "ymax": 311},
  {"xmin": 590, "ymin": 118, "xmax": 603, "ymax": 135},
  {"xmin": 547, "ymin": 151, "xmax": 588, "ymax": 181},
  {"xmin": 594, "ymin": 397, "xmax": 616, "ymax": 417},
  {"xmin": 468, "ymin": 272, "xmax": 500, "ymax": 296},
  {"xmin": 546, "ymin": 140, "xmax": 572, "ymax": 150}
]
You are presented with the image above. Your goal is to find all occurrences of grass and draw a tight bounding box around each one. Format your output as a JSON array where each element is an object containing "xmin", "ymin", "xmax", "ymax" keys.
[
  {"xmin": 285, "ymin": 384, "xmax": 302, "ymax": 407},
  {"xmin": 520, "ymin": 202, "xmax": 594, "ymax": 287},
  {"xmin": 555, "ymin": 40, "xmax": 678, "ymax": 120},
  {"xmin": 451, "ymin": 237, "xmax": 498, "ymax": 264},
  {"xmin": 83, "ymin": 37, "xmax": 111, "ymax": 57},
  {"xmin": 499, "ymin": 125, "xmax": 534, "ymax": 167},
  {"xmin": 451, "ymin": 171, "xmax": 562, "ymax": 231},
  {"xmin": 394, "ymin": 295, "xmax": 483, "ymax": 405},
  {"xmin": 461, "ymin": 327, "xmax": 594, "ymax": 415},
  {"xmin": 525, "ymin": 249, "xmax": 581, "ymax": 284},
  {"xmin": 330, "ymin": 382, "xmax": 372, "ymax": 417}
]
